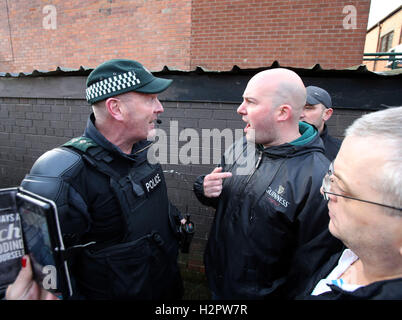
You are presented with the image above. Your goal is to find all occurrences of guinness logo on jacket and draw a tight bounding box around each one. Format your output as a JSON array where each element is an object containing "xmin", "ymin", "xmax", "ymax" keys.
[{"xmin": 266, "ymin": 186, "xmax": 290, "ymax": 208}]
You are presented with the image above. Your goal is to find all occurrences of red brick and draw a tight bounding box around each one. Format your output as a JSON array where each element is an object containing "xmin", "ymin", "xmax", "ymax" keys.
[{"xmin": 0, "ymin": 0, "xmax": 370, "ymax": 73}]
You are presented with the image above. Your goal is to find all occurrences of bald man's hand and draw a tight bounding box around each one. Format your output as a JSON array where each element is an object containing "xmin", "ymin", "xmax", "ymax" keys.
[{"xmin": 203, "ymin": 167, "xmax": 232, "ymax": 198}]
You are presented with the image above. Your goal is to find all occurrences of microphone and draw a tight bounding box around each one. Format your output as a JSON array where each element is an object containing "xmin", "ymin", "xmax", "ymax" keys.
[{"xmin": 156, "ymin": 119, "xmax": 162, "ymax": 124}]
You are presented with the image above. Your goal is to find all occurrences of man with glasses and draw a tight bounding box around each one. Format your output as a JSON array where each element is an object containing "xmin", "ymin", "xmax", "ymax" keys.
[{"xmin": 301, "ymin": 106, "xmax": 402, "ymax": 299}]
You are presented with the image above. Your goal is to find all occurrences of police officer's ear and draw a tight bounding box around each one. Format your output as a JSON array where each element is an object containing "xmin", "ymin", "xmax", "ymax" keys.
[{"xmin": 105, "ymin": 97, "xmax": 124, "ymax": 121}]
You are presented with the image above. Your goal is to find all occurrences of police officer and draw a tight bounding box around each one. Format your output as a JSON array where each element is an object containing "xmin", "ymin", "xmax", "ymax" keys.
[{"xmin": 20, "ymin": 59, "xmax": 184, "ymax": 299}]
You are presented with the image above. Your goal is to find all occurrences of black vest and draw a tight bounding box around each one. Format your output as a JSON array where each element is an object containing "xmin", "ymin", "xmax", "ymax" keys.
[{"xmin": 22, "ymin": 137, "xmax": 183, "ymax": 299}]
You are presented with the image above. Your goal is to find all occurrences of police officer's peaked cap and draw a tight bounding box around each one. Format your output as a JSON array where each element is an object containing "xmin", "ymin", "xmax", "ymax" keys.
[{"xmin": 86, "ymin": 59, "xmax": 173, "ymax": 104}]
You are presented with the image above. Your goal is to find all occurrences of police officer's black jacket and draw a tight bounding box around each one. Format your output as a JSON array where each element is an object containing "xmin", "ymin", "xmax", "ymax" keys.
[
  {"xmin": 299, "ymin": 250, "xmax": 402, "ymax": 300},
  {"xmin": 21, "ymin": 114, "xmax": 183, "ymax": 299},
  {"xmin": 194, "ymin": 122, "xmax": 343, "ymax": 299}
]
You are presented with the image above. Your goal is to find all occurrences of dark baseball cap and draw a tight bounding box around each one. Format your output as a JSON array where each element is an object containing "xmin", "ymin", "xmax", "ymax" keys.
[
  {"xmin": 86, "ymin": 59, "xmax": 173, "ymax": 104},
  {"xmin": 306, "ymin": 86, "xmax": 332, "ymax": 109}
]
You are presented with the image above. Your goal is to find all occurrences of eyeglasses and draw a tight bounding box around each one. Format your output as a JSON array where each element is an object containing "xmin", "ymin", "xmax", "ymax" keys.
[{"xmin": 321, "ymin": 161, "xmax": 402, "ymax": 211}]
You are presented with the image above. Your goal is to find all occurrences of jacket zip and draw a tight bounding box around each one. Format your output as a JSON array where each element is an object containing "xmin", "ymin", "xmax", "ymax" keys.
[
  {"xmin": 246, "ymin": 151, "xmax": 262, "ymax": 223},
  {"xmin": 246, "ymin": 151, "xmax": 263, "ymax": 184},
  {"xmin": 133, "ymin": 141, "xmax": 154, "ymax": 155}
]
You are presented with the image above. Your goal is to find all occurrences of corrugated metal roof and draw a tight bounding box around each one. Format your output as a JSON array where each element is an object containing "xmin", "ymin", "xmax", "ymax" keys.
[
  {"xmin": 0, "ymin": 66, "xmax": 92, "ymax": 78},
  {"xmin": 1, "ymin": 61, "xmax": 401, "ymax": 110},
  {"xmin": 1, "ymin": 62, "xmax": 401, "ymax": 78}
]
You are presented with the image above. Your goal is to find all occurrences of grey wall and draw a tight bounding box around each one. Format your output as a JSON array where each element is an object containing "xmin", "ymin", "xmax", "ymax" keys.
[{"xmin": 0, "ymin": 73, "xmax": 375, "ymax": 271}]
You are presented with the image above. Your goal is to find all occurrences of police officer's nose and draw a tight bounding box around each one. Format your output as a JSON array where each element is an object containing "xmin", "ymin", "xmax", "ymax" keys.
[{"xmin": 155, "ymin": 98, "xmax": 164, "ymax": 114}]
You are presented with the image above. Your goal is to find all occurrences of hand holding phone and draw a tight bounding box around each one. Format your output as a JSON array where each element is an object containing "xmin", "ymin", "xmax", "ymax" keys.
[{"xmin": 6, "ymin": 255, "xmax": 59, "ymax": 300}]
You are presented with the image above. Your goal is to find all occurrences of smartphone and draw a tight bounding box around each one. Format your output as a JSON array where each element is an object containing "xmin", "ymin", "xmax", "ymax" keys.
[{"xmin": 16, "ymin": 189, "xmax": 73, "ymax": 299}]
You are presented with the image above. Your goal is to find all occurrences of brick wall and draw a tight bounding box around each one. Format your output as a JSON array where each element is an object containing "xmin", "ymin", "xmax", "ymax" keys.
[
  {"xmin": 1, "ymin": 0, "xmax": 370, "ymax": 73},
  {"xmin": 0, "ymin": 0, "xmax": 192, "ymax": 73},
  {"xmin": 0, "ymin": 97, "xmax": 91, "ymax": 187},
  {"xmin": 191, "ymin": 0, "xmax": 371, "ymax": 70}
]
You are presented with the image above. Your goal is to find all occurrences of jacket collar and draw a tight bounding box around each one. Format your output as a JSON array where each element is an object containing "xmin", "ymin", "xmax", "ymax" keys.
[
  {"xmin": 326, "ymin": 277, "xmax": 402, "ymax": 300},
  {"xmin": 258, "ymin": 122, "xmax": 325, "ymax": 158},
  {"xmin": 290, "ymin": 121, "xmax": 317, "ymax": 146},
  {"xmin": 83, "ymin": 113, "xmax": 152, "ymax": 162},
  {"xmin": 320, "ymin": 123, "xmax": 329, "ymax": 139}
]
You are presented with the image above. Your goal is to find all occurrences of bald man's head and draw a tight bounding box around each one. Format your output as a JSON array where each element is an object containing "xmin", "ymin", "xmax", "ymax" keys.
[
  {"xmin": 248, "ymin": 68, "xmax": 306, "ymax": 122},
  {"xmin": 238, "ymin": 68, "xmax": 308, "ymax": 146}
]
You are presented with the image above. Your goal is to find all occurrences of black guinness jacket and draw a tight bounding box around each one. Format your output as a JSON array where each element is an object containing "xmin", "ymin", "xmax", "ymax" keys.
[
  {"xmin": 21, "ymin": 114, "xmax": 183, "ymax": 299},
  {"xmin": 194, "ymin": 122, "xmax": 342, "ymax": 299}
]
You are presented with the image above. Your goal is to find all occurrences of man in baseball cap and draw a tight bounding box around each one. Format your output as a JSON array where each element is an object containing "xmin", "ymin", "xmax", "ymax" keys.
[
  {"xmin": 300, "ymin": 86, "xmax": 341, "ymax": 161},
  {"xmin": 18, "ymin": 59, "xmax": 186, "ymax": 299}
]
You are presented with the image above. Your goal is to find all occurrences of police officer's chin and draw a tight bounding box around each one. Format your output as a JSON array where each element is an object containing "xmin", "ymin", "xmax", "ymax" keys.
[
  {"xmin": 146, "ymin": 120, "xmax": 157, "ymax": 139},
  {"xmin": 147, "ymin": 128, "xmax": 157, "ymax": 141}
]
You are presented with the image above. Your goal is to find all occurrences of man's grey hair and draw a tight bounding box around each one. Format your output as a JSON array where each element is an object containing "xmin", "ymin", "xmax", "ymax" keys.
[{"xmin": 345, "ymin": 106, "xmax": 402, "ymax": 215}]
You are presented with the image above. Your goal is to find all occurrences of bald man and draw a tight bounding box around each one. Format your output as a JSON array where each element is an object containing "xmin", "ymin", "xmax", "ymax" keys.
[{"xmin": 194, "ymin": 68, "xmax": 342, "ymax": 299}]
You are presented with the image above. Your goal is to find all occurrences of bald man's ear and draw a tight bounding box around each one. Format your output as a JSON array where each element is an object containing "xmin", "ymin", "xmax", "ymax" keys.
[
  {"xmin": 277, "ymin": 105, "xmax": 292, "ymax": 122},
  {"xmin": 105, "ymin": 97, "xmax": 124, "ymax": 121}
]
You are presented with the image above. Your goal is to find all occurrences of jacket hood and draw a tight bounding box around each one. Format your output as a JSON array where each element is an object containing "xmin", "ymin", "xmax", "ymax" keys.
[{"xmin": 257, "ymin": 122, "xmax": 325, "ymax": 159}]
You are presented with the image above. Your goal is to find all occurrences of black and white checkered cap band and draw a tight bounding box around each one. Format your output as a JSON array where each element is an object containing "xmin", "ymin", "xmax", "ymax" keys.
[{"xmin": 86, "ymin": 71, "xmax": 141, "ymax": 102}]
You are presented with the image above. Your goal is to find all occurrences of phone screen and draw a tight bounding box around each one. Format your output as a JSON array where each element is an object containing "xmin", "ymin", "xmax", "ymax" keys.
[
  {"xmin": 16, "ymin": 192, "xmax": 71, "ymax": 298},
  {"xmin": 18, "ymin": 197, "xmax": 55, "ymax": 278}
]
